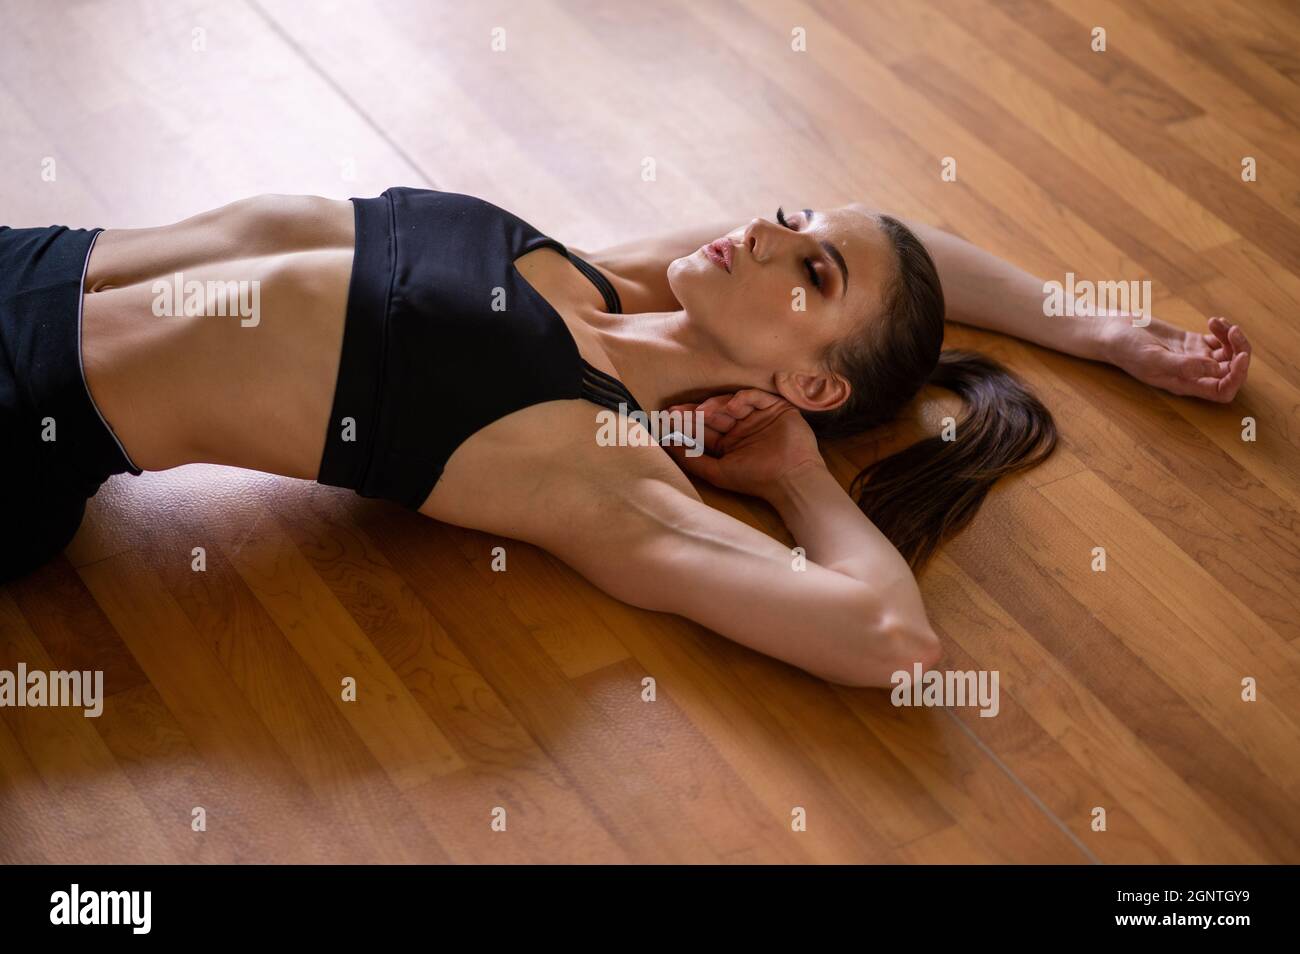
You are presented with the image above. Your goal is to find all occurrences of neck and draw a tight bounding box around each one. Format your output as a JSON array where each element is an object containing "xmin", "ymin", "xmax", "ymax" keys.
[{"xmin": 586, "ymin": 309, "xmax": 756, "ymax": 412}]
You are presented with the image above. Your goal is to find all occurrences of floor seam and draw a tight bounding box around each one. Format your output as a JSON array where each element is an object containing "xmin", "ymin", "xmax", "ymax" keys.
[
  {"xmin": 245, "ymin": 0, "xmax": 440, "ymax": 189},
  {"xmin": 942, "ymin": 706, "xmax": 1103, "ymax": 864}
]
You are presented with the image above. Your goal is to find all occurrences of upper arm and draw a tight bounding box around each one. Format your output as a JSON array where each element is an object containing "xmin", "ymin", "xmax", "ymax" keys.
[{"xmin": 529, "ymin": 438, "xmax": 923, "ymax": 686}]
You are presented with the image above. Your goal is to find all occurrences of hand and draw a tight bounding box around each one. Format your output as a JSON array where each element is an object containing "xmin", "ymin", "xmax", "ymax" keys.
[
  {"xmin": 1100, "ymin": 315, "xmax": 1250, "ymax": 403},
  {"xmin": 662, "ymin": 389, "xmax": 825, "ymax": 499}
]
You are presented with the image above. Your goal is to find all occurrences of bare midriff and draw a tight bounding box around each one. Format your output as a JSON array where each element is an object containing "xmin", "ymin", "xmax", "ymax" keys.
[{"xmin": 80, "ymin": 195, "xmax": 357, "ymax": 479}]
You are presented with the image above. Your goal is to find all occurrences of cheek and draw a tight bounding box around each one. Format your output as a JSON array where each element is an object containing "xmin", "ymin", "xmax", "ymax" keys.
[
  {"xmin": 743, "ymin": 280, "xmax": 848, "ymax": 370},
  {"xmin": 709, "ymin": 276, "xmax": 802, "ymax": 365},
  {"xmin": 744, "ymin": 273, "xmax": 806, "ymax": 337},
  {"xmin": 672, "ymin": 265, "xmax": 811, "ymax": 361}
]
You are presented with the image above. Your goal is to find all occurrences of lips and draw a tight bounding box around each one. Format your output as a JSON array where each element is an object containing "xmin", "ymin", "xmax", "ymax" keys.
[{"xmin": 703, "ymin": 239, "xmax": 733, "ymax": 273}]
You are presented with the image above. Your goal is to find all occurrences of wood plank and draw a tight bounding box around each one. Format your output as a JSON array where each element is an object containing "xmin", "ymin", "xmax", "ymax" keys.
[{"xmin": 2, "ymin": 0, "xmax": 1297, "ymax": 863}]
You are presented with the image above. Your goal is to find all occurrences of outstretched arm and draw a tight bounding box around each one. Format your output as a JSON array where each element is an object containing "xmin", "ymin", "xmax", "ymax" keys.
[
  {"xmin": 897, "ymin": 218, "xmax": 1252, "ymax": 403},
  {"xmin": 896, "ymin": 218, "xmax": 1105, "ymax": 359},
  {"xmin": 584, "ymin": 210, "xmax": 1252, "ymax": 402}
]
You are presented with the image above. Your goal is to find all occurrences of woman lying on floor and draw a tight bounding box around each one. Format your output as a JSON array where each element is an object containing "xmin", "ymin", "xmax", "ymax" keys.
[{"xmin": 0, "ymin": 190, "xmax": 1250, "ymax": 685}]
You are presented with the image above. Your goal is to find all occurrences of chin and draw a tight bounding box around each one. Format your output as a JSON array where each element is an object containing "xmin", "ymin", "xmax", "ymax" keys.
[
  {"xmin": 667, "ymin": 251, "xmax": 715, "ymax": 301},
  {"xmin": 667, "ymin": 253, "xmax": 695, "ymax": 282},
  {"xmin": 665, "ymin": 255, "xmax": 694, "ymax": 301}
]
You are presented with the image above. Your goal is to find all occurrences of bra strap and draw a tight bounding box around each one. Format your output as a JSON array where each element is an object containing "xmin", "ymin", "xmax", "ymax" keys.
[
  {"xmin": 566, "ymin": 251, "xmax": 622, "ymax": 314},
  {"xmin": 580, "ymin": 361, "xmax": 642, "ymax": 415}
]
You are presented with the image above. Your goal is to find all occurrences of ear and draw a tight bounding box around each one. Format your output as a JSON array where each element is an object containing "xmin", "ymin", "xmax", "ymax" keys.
[{"xmin": 773, "ymin": 369, "xmax": 850, "ymax": 413}]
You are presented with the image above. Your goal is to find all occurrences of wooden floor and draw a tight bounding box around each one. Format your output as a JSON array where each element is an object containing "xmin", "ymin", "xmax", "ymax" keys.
[{"xmin": 1, "ymin": 0, "xmax": 1298, "ymax": 864}]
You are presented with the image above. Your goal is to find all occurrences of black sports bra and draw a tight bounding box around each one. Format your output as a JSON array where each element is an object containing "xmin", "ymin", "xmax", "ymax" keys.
[{"xmin": 317, "ymin": 187, "xmax": 643, "ymax": 510}]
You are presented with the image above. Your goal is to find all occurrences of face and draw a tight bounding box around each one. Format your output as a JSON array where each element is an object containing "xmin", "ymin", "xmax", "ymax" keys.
[{"xmin": 667, "ymin": 203, "xmax": 896, "ymax": 412}]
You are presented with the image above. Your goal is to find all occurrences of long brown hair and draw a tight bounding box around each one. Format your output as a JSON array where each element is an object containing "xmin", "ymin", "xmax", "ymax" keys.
[{"xmin": 806, "ymin": 215, "xmax": 1057, "ymax": 569}]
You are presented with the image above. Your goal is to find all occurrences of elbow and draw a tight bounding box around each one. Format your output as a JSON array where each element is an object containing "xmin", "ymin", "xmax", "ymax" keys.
[
  {"xmin": 911, "ymin": 623, "xmax": 944, "ymax": 670},
  {"xmin": 827, "ymin": 615, "xmax": 943, "ymax": 689}
]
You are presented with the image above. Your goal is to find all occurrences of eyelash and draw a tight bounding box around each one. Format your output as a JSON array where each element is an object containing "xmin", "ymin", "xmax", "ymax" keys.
[{"xmin": 775, "ymin": 206, "xmax": 822, "ymax": 290}]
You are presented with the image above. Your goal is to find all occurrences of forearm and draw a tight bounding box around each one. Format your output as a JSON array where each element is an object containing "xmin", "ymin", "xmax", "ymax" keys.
[
  {"xmin": 899, "ymin": 217, "xmax": 1112, "ymax": 362},
  {"xmin": 766, "ymin": 461, "xmax": 929, "ymax": 626}
]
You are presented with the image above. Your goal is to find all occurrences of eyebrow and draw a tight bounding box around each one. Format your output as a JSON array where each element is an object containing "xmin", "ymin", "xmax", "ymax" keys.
[{"xmin": 806, "ymin": 208, "xmax": 849, "ymax": 298}]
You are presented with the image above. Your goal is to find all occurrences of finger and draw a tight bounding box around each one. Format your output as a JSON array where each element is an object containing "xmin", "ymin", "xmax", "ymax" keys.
[
  {"xmin": 700, "ymin": 409, "xmax": 738, "ymax": 437},
  {"xmin": 1181, "ymin": 351, "xmax": 1249, "ymax": 403},
  {"xmin": 1208, "ymin": 317, "xmax": 1235, "ymax": 360},
  {"xmin": 1203, "ymin": 334, "xmax": 1228, "ymax": 361},
  {"xmin": 1214, "ymin": 350, "xmax": 1250, "ymax": 402},
  {"xmin": 663, "ymin": 442, "xmax": 729, "ymax": 487},
  {"xmin": 676, "ymin": 420, "xmax": 726, "ymax": 454},
  {"xmin": 694, "ymin": 394, "xmax": 733, "ymax": 418},
  {"xmin": 694, "ymin": 396, "xmax": 739, "ymax": 434},
  {"xmin": 732, "ymin": 388, "xmax": 785, "ymax": 410},
  {"xmin": 666, "ymin": 403, "xmax": 708, "ymax": 433},
  {"xmin": 721, "ymin": 389, "xmax": 783, "ymax": 422},
  {"xmin": 663, "ymin": 404, "xmax": 713, "ymax": 451},
  {"xmin": 1147, "ymin": 348, "xmax": 1222, "ymax": 382},
  {"xmin": 722, "ymin": 394, "xmax": 760, "ymax": 421},
  {"xmin": 1229, "ymin": 324, "xmax": 1251, "ymax": 357}
]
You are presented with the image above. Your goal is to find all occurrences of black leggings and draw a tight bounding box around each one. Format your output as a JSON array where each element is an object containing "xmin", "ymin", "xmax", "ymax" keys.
[
  {"xmin": 0, "ymin": 429, "xmax": 88, "ymax": 581},
  {"xmin": 0, "ymin": 225, "xmax": 140, "ymax": 583}
]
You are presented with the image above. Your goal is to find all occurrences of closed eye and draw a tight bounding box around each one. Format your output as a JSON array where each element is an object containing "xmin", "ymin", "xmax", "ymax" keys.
[{"xmin": 776, "ymin": 206, "xmax": 823, "ymax": 291}]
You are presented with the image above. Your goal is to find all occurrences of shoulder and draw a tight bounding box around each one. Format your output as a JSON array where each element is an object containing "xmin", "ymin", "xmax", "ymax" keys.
[{"xmin": 419, "ymin": 399, "xmax": 701, "ymax": 541}]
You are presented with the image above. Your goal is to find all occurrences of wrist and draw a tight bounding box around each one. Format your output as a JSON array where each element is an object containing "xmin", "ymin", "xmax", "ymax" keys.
[
  {"xmin": 1058, "ymin": 313, "xmax": 1122, "ymax": 364},
  {"xmin": 765, "ymin": 458, "xmax": 833, "ymax": 510},
  {"xmin": 1094, "ymin": 315, "xmax": 1137, "ymax": 365}
]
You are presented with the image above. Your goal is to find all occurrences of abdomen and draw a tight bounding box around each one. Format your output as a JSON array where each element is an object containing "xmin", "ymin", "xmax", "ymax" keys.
[{"xmin": 81, "ymin": 195, "xmax": 356, "ymax": 478}]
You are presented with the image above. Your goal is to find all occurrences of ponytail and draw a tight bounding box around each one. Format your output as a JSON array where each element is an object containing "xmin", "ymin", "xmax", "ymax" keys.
[{"xmin": 847, "ymin": 349, "xmax": 1056, "ymax": 568}]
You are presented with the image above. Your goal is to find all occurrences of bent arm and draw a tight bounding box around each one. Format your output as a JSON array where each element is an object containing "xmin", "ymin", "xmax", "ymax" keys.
[{"xmin": 535, "ymin": 461, "xmax": 938, "ymax": 688}]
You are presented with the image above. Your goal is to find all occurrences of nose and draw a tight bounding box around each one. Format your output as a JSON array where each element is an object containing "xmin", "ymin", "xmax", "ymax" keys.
[{"xmin": 742, "ymin": 216, "xmax": 785, "ymax": 263}]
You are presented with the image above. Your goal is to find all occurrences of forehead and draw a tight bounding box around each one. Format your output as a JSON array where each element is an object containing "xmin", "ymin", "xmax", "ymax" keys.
[{"xmin": 805, "ymin": 205, "xmax": 894, "ymax": 313}]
